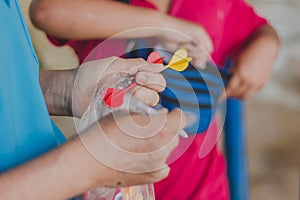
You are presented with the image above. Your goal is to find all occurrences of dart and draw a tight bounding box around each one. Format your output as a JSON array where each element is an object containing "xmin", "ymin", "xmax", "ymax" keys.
[
  {"xmin": 103, "ymin": 83, "xmax": 137, "ymax": 108},
  {"xmin": 103, "ymin": 49, "xmax": 192, "ymax": 108},
  {"xmin": 147, "ymin": 51, "xmax": 165, "ymax": 64},
  {"xmin": 102, "ymin": 53, "xmax": 164, "ymax": 108},
  {"xmin": 162, "ymin": 48, "xmax": 192, "ymax": 71}
]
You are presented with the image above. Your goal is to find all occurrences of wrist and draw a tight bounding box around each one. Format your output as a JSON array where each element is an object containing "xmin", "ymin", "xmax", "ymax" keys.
[
  {"xmin": 68, "ymin": 68, "xmax": 77, "ymax": 116},
  {"xmin": 40, "ymin": 69, "xmax": 75, "ymax": 116}
]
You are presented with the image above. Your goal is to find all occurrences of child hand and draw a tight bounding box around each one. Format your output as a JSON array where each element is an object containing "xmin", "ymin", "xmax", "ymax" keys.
[
  {"xmin": 160, "ymin": 15, "xmax": 213, "ymax": 67},
  {"xmin": 222, "ymin": 24, "xmax": 279, "ymax": 100},
  {"xmin": 225, "ymin": 58, "xmax": 272, "ymax": 100}
]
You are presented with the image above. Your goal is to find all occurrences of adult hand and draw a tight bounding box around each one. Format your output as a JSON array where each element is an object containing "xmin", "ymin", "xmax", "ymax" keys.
[
  {"xmin": 0, "ymin": 109, "xmax": 185, "ymax": 200},
  {"xmin": 81, "ymin": 108, "xmax": 186, "ymax": 188},
  {"xmin": 72, "ymin": 57, "xmax": 166, "ymax": 117}
]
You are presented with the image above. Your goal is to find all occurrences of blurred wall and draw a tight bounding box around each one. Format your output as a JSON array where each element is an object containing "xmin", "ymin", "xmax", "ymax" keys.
[
  {"xmin": 20, "ymin": 0, "xmax": 79, "ymax": 138},
  {"xmin": 20, "ymin": 0, "xmax": 78, "ymax": 70},
  {"xmin": 248, "ymin": 1, "xmax": 300, "ymax": 200},
  {"xmin": 250, "ymin": 0, "xmax": 300, "ymax": 110}
]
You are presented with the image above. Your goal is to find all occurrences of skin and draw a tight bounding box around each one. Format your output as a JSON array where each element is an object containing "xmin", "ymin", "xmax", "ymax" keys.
[
  {"xmin": 30, "ymin": 0, "xmax": 213, "ymax": 67},
  {"xmin": 40, "ymin": 57, "xmax": 166, "ymax": 117},
  {"xmin": 149, "ymin": 0, "xmax": 280, "ymax": 100},
  {"xmin": 31, "ymin": 0, "xmax": 280, "ymax": 100},
  {"xmin": 224, "ymin": 25, "xmax": 280, "ymax": 99},
  {"xmin": 0, "ymin": 109, "xmax": 184, "ymax": 200},
  {"xmin": 0, "ymin": 57, "xmax": 185, "ymax": 199}
]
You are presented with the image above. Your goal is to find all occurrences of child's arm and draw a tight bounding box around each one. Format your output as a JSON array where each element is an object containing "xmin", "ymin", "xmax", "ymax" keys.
[
  {"xmin": 30, "ymin": 0, "xmax": 212, "ymax": 65},
  {"xmin": 225, "ymin": 24, "xmax": 280, "ymax": 99},
  {"xmin": 30, "ymin": 0, "xmax": 166, "ymax": 39}
]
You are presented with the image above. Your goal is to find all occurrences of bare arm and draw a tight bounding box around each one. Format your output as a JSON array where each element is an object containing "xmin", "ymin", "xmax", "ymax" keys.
[
  {"xmin": 0, "ymin": 109, "xmax": 184, "ymax": 200},
  {"xmin": 225, "ymin": 24, "xmax": 280, "ymax": 99},
  {"xmin": 40, "ymin": 69, "xmax": 75, "ymax": 116},
  {"xmin": 30, "ymin": 0, "xmax": 213, "ymax": 66},
  {"xmin": 0, "ymin": 132, "xmax": 102, "ymax": 199},
  {"xmin": 30, "ymin": 0, "xmax": 172, "ymax": 40}
]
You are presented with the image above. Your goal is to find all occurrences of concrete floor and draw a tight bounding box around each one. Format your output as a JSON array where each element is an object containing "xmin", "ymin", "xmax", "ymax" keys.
[
  {"xmin": 246, "ymin": 100, "xmax": 300, "ymax": 200},
  {"xmin": 21, "ymin": 0, "xmax": 300, "ymax": 199}
]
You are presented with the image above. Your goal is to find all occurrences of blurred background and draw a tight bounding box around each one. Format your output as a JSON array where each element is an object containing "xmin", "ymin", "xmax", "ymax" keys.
[{"xmin": 20, "ymin": 0, "xmax": 299, "ymax": 199}]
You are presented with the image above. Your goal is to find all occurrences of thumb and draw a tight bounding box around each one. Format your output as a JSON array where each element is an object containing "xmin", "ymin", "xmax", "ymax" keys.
[{"xmin": 150, "ymin": 166, "xmax": 171, "ymax": 182}]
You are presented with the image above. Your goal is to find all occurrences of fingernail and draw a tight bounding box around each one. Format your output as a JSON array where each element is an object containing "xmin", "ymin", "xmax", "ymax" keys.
[
  {"xmin": 199, "ymin": 64, "xmax": 207, "ymax": 69},
  {"xmin": 152, "ymin": 64, "xmax": 164, "ymax": 71},
  {"xmin": 153, "ymin": 64, "xmax": 163, "ymax": 67},
  {"xmin": 152, "ymin": 104, "xmax": 165, "ymax": 111},
  {"xmin": 178, "ymin": 130, "xmax": 189, "ymax": 138},
  {"xmin": 136, "ymin": 73, "xmax": 148, "ymax": 84}
]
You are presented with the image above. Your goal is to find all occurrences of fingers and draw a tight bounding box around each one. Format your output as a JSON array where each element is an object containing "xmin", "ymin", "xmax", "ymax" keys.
[
  {"xmin": 180, "ymin": 43, "xmax": 209, "ymax": 67},
  {"xmin": 191, "ymin": 27, "xmax": 214, "ymax": 54},
  {"xmin": 86, "ymin": 109, "xmax": 186, "ymax": 177},
  {"xmin": 225, "ymin": 76, "xmax": 251, "ymax": 99},
  {"xmin": 111, "ymin": 57, "xmax": 146, "ymax": 74},
  {"xmin": 112, "ymin": 57, "xmax": 166, "ymax": 92},
  {"xmin": 135, "ymin": 71, "xmax": 166, "ymax": 92},
  {"xmin": 113, "ymin": 58, "xmax": 163, "ymax": 75},
  {"xmin": 225, "ymin": 74, "xmax": 259, "ymax": 100},
  {"xmin": 225, "ymin": 75, "xmax": 242, "ymax": 99},
  {"xmin": 199, "ymin": 32, "xmax": 214, "ymax": 54},
  {"xmin": 107, "ymin": 57, "xmax": 166, "ymax": 105},
  {"xmin": 153, "ymin": 166, "xmax": 170, "ymax": 181},
  {"xmin": 138, "ymin": 63, "xmax": 164, "ymax": 73},
  {"xmin": 162, "ymin": 41, "xmax": 179, "ymax": 52},
  {"xmin": 166, "ymin": 108, "xmax": 187, "ymax": 131},
  {"xmin": 110, "ymin": 108, "xmax": 185, "ymax": 151},
  {"xmin": 146, "ymin": 108, "xmax": 185, "ymax": 150},
  {"xmin": 145, "ymin": 166, "xmax": 171, "ymax": 183},
  {"xmin": 188, "ymin": 26, "xmax": 213, "ymax": 54},
  {"xmin": 132, "ymin": 87, "xmax": 160, "ymax": 106}
]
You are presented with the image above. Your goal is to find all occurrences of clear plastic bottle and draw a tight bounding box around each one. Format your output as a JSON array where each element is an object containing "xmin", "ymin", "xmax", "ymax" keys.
[{"xmin": 77, "ymin": 73, "xmax": 156, "ymax": 200}]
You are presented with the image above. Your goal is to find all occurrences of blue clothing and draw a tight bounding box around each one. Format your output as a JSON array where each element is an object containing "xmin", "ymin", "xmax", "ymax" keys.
[{"xmin": 0, "ymin": 0, "xmax": 66, "ymax": 172}]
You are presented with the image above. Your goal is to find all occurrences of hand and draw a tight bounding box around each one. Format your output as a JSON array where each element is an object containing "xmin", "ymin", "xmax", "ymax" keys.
[
  {"xmin": 159, "ymin": 15, "xmax": 214, "ymax": 67},
  {"xmin": 81, "ymin": 108, "xmax": 186, "ymax": 187},
  {"xmin": 225, "ymin": 60, "xmax": 272, "ymax": 100},
  {"xmin": 0, "ymin": 109, "xmax": 185, "ymax": 200},
  {"xmin": 72, "ymin": 57, "xmax": 166, "ymax": 117},
  {"xmin": 224, "ymin": 25, "xmax": 279, "ymax": 100}
]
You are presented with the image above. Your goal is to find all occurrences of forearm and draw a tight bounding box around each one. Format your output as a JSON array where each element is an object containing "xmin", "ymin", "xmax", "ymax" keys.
[
  {"xmin": 0, "ymin": 135, "xmax": 106, "ymax": 200},
  {"xmin": 235, "ymin": 24, "xmax": 280, "ymax": 68},
  {"xmin": 30, "ymin": 0, "xmax": 168, "ymax": 40},
  {"xmin": 224, "ymin": 24, "xmax": 280, "ymax": 99},
  {"xmin": 40, "ymin": 69, "xmax": 76, "ymax": 116}
]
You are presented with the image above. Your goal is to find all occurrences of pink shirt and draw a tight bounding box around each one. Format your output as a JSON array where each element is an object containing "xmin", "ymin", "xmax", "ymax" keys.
[
  {"xmin": 50, "ymin": 0, "xmax": 267, "ymax": 66},
  {"xmin": 131, "ymin": 0, "xmax": 267, "ymax": 65},
  {"xmin": 49, "ymin": 1, "xmax": 267, "ymax": 199}
]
